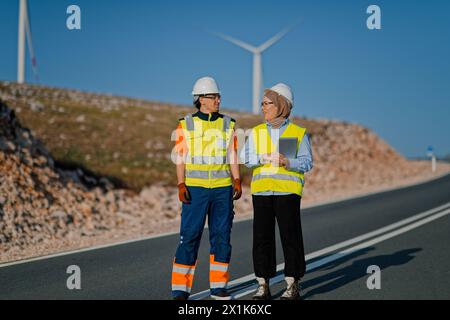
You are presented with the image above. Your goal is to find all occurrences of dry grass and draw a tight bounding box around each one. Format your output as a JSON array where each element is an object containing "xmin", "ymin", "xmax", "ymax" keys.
[{"xmin": 1, "ymin": 81, "xmax": 323, "ymax": 191}]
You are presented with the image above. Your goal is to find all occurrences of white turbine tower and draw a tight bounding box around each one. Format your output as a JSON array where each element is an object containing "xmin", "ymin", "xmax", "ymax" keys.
[
  {"xmin": 17, "ymin": 0, "xmax": 38, "ymax": 84},
  {"xmin": 210, "ymin": 26, "xmax": 294, "ymax": 114}
]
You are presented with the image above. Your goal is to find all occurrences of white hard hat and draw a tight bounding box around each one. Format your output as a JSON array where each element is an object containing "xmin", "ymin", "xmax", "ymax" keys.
[
  {"xmin": 270, "ymin": 83, "xmax": 294, "ymax": 106},
  {"xmin": 192, "ymin": 76, "xmax": 221, "ymax": 96}
]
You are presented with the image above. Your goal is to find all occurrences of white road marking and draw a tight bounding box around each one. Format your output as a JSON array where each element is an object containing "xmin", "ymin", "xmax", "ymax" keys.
[{"xmin": 190, "ymin": 203, "xmax": 450, "ymax": 300}]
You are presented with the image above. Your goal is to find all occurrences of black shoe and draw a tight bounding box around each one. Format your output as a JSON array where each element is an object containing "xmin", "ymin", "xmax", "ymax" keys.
[{"xmin": 173, "ymin": 295, "xmax": 188, "ymax": 300}]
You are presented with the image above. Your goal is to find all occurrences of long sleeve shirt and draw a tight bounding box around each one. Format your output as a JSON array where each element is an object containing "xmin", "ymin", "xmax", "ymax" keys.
[{"xmin": 241, "ymin": 118, "xmax": 313, "ymax": 196}]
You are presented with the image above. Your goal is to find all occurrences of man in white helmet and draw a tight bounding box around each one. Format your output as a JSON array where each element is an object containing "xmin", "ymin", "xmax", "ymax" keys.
[
  {"xmin": 244, "ymin": 83, "xmax": 313, "ymax": 300},
  {"xmin": 171, "ymin": 76, "xmax": 241, "ymax": 300}
]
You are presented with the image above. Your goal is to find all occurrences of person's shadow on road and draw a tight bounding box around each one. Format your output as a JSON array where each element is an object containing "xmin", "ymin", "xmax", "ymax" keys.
[
  {"xmin": 304, "ymin": 247, "xmax": 421, "ymax": 299},
  {"xmin": 272, "ymin": 247, "xmax": 422, "ymax": 299}
]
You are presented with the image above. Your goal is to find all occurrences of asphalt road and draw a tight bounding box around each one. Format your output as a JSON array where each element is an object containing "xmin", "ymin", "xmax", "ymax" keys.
[{"xmin": 1, "ymin": 173, "xmax": 449, "ymax": 300}]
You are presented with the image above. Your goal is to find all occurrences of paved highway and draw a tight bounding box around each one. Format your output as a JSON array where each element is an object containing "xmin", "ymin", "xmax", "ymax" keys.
[{"xmin": 1, "ymin": 174, "xmax": 449, "ymax": 300}]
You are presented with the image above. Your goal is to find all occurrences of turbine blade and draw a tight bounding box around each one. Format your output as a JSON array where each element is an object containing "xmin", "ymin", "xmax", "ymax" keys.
[
  {"xmin": 24, "ymin": 0, "xmax": 38, "ymax": 80},
  {"xmin": 257, "ymin": 19, "xmax": 301, "ymax": 52},
  {"xmin": 208, "ymin": 30, "xmax": 257, "ymax": 53}
]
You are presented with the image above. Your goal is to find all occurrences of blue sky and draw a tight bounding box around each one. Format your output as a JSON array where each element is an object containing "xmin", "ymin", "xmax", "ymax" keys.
[{"xmin": 1, "ymin": 0, "xmax": 449, "ymax": 158}]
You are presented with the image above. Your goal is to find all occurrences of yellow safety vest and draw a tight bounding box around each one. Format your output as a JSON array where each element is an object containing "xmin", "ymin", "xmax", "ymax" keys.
[
  {"xmin": 179, "ymin": 113, "xmax": 235, "ymax": 188},
  {"xmin": 251, "ymin": 122, "xmax": 306, "ymax": 196}
]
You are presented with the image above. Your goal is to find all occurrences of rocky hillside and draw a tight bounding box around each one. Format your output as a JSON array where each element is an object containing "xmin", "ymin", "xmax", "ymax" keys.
[
  {"xmin": 0, "ymin": 81, "xmax": 428, "ymax": 189},
  {"xmin": 1, "ymin": 81, "xmax": 449, "ymax": 262},
  {"xmin": 1, "ymin": 99, "xmax": 138, "ymax": 247},
  {"xmin": 0, "ymin": 98, "xmax": 182, "ymax": 256}
]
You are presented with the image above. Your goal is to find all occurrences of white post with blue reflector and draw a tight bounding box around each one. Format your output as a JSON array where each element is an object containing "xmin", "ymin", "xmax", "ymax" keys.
[{"xmin": 426, "ymin": 146, "xmax": 436, "ymax": 173}]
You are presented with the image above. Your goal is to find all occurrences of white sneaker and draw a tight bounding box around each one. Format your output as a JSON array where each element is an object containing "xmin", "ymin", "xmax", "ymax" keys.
[{"xmin": 253, "ymin": 278, "xmax": 271, "ymax": 300}]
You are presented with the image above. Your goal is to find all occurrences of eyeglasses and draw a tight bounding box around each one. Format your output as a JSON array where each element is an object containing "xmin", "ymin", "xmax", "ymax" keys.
[
  {"xmin": 202, "ymin": 94, "xmax": 221, "ymax": 100},
  {"xmin": 261, "ymin": 101, "xmax": 274, "ymax": 107}
]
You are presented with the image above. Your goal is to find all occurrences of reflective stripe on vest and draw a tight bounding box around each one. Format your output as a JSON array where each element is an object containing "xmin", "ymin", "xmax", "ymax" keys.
[
  {"xmin": 251, "ymin": 122, "xmax": 306, "ymax": 196},
  {"xmin": 184, "ymin": 114, "xmax": 195, "ymax": 131},
  {"xmin": 223, "ymin": 115, "xmax": 231, "ymax": 132},
  {"xmin": 185, "ymin": 169, "xmax": 230, "ymax": 179},
  {"xmin": 252, "ymin": 173, "xmax": 304, "ymax": 186},
  {"xmin": 184, "ymin": 115, "xmax": 231, "ymax": 132},
  {"xmin": 190, "ymin": 155, "xmax": 228, "ymax": 165}
]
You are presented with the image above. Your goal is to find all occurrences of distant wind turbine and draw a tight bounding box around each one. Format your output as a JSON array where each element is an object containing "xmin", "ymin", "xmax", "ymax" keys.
[
  {"xmin": 209, "ymin": 24, "xmax": 297, "ymax": 114},
  {"xmin": 17, "ymin": 0, "xmax": 38, "ymax": 84}
]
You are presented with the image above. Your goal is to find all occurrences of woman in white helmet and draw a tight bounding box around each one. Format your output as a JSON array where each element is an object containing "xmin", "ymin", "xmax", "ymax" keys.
[{"xmin": 244, "ymin": 83, "xmax": 313, "ymax": 300}]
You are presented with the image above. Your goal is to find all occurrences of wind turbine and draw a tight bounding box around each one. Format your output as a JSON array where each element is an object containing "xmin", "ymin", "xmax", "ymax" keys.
[
  {"xmin": 17, "ymin": 0, "xmax": 38, "ymax": 84},
  {"xmin": 210, "ymin": 25, "xmax": 296, "ymax": 114}
]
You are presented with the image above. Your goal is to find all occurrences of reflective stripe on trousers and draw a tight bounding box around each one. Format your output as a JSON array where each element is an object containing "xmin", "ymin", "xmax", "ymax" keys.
[
  {"xmin": 209, "ymin": 254, "xmax": 229, "ymax": 289},
  {"xmin": 171, "ymin": 262, "xmax": 196, "ymax": 294}
]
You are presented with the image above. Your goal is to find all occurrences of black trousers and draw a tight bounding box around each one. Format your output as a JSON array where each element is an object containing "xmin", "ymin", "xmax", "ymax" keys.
[{"xmin": 252, "ymin": 194, "xmax": 306, "ymax": 280}]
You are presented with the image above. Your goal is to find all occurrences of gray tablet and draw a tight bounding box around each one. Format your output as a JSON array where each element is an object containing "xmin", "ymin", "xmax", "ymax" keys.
[{"xmin": 279, "ymin": 138, "xmax": 298, "ymax": 158}]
